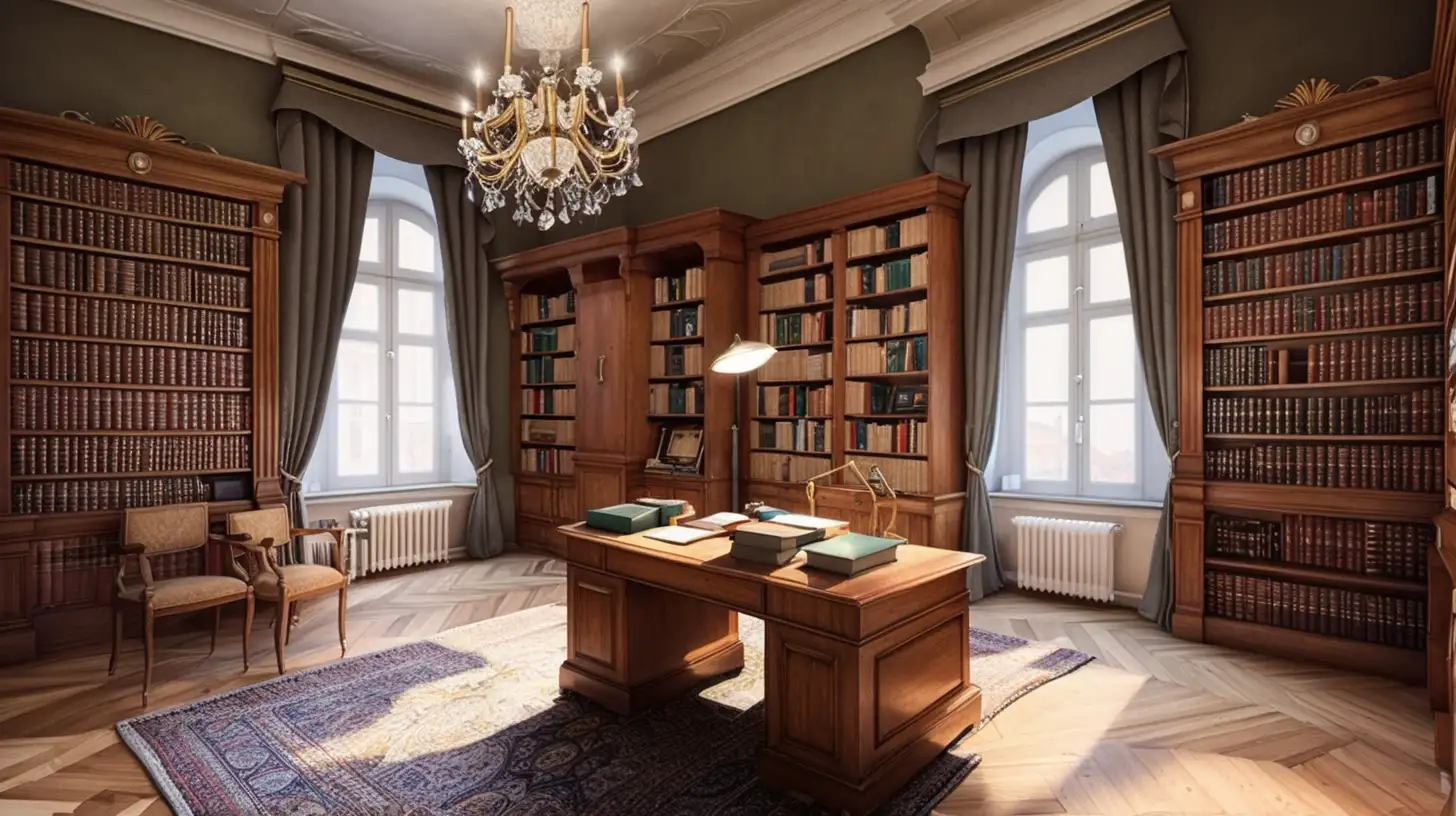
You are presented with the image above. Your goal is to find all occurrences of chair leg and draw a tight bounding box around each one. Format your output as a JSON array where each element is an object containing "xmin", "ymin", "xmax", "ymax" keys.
[
  {"xmin": 242, "ymin": 592, "xmax": 254, "ymax": 671},
  {"xmin": 142, "ymin": 607, "xmax": 155, "ymax": 708},
  {"xmin": 286, "ymin": 601, "xmax": 296, "ymax": 646},
  {"xmin": 109, "ymin": 606, "xmax": 122, "ymax": 676},
  {"xmin": 210, "ymin": 605, "xmax": 221, "ymax": 656},
  {"xmin": 274, "ymin": 599, "xmax": 287, "ymax": 675},
  {"xmin": 338, "ymin": 585, "xmax": 348, "ymax": 658}
]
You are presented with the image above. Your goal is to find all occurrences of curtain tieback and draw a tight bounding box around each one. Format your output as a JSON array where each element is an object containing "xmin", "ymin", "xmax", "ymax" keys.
[
  {"xmin": 965, "ymin": 457, "xmax": 984, "ymax": 477},
  {"xmin": 475, "ymin": 459, "xmax": 494, "ymax": 479},
  {"xmin": 280, "ymin": 469, "xmax": 303, "ymax": 491}
]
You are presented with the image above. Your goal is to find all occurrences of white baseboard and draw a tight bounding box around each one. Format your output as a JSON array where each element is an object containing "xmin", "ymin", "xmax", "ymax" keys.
[{"xmin": 1001, "ymin": 569, "xmax": 1142, "ymax": 609}]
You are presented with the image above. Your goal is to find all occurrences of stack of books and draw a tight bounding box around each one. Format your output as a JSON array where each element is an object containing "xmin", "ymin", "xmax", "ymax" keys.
[
  {"xmin": 728, "ymin": 513, "xmax": 849, "ymax": 566},
  {"xmin": 801, "ymin": 532, "xmax": 901, "ymax": 576}
]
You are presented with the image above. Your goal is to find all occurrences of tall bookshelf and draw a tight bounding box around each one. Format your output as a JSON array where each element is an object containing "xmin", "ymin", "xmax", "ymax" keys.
[
  {"xmin": 0, "ymin": 108, "xmax": 297, "ymax": 662},
  {"xmin": 1432, "ymin": 3, "xmax": 1456, "ymax": 777},
  {"xmin": 744, "ymin": 175, "xmax": 966, "ymax": 548},
  {"xmin": 1154, "ymin": 73, "xmax": 1444, "ymax": 684}
]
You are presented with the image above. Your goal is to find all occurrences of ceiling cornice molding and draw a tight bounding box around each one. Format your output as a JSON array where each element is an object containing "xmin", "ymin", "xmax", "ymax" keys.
[
  {"xmin": 629, "ymin": 0, "xmax": 902, "ymax": 142},
  {"xmin": 914, "ymin": 0, "xmax": 1146, "ymax": 95}
]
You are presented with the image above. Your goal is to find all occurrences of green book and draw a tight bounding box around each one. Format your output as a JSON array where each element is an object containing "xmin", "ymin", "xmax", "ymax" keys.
[
  {"xmin": 585, "ymin": 503, "xmax": 661, "ymax": 534},
  {"xmin": 800, "ymin": 532, "xmax": 900, "ymax": 576}
]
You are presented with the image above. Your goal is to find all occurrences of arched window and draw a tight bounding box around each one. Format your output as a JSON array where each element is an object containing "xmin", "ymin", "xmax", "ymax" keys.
[
  {"xmin": 998, "ymin": 147, "xmax": 1166, "ymax": 501},
  {"xmin": 307, "ymin": 198, "xmax": 471, "ymax": 492}
]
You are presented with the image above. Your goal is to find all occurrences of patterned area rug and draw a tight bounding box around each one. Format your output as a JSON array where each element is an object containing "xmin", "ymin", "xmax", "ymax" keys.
[{"xmin": 119, "ymin": 604, "xmax": 1093, "ymax": 816}]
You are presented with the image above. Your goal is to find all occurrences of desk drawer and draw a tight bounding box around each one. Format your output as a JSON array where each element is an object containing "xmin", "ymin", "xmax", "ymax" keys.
[{"xmin": 606, "ymin": 547, "xmax": 764, "ymax": 614}]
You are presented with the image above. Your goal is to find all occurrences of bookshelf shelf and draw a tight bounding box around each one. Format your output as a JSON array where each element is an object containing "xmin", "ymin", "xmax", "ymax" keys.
[
  {"xmin": 520, "ymin": 349, "xmax": 576, "ymax": 358},
  {"xmin": 1205, "ymin": 434, "xmax": 1443, "ymax": 442},
  {"xmin": 651, "ymin": 298, "xmax": 703, "ymax": 311},
  {"xmin": 770, "ymin": 341, "xmax": 834, "ymax": 351},
  {"xmin": 846, "ymin": 330, "xmax": 928, "ymax": 343},
  {"xmin": 844, "ymin": 448, "xmax": 926, "ymax": 459},
  {"xmin": 521, "ymin": 441, "xmax": 575, "ymax": 449},
  {"xmin": 846, "ymin": 244, "xmax": 929, "ymax": 265},
  {"xmin": 520, "ymin": 315, "xmax": 576, "ymax": 328},
  {"xmin": 845, "ymin": 371, "xmax": 929, "ymax": 382},
  {"xmin": 11, "ymin": 235, "xmax": 253, "ymax": 273},
  {"xmin": 649, "ymin": 413, "xmax": 703, "ymax": 419},
  {"xmin": 1203, "ymin": 556, "xmax": 1425, "ymax": 598},
  {"xmin": 1201, "ymin": 321, "xmax": 1442, "ymax": 346},
  {"xmin": 1201, "ymin": 215, "xmax": 1442, "ymax": 260},
  {"xmin": 1203, "ymin": 377, "xmax": 1442, "ymax": 393},
  {"xmin": 9, "ymin": 380, "xmax": 251, "ymax": 393},
  {"xmin": 13, "ymin": 429, "xmax": 251, "ymax": 437},
  {"xmin": 11, "ymin": 330, "xmax": 251, "ymax": 354},
  {"xmin": 757, "ymin": 260, "xmax": 833, "ymax": 282},
  {"xmin": 9, "ymin": 189, "xmax": 258, "ymax": 234},
  {"xmin": 649, "ymin": 336, "xmax": 703, "ymax": 345},
  {"xmin": 1202, "ymin": 161, "xmax": 1444, "ymax": 217},
  {"xmin": 1202, "ymin": 266, "xmax": 1441, "ymax": 303},
  {"xmin": 757, "ymin": 377, "xmax": 833, "ymax": 386},
  {"xmin": 10, "ymin": 283, "xmax": 252, "ymax": 313},
  {"xmin": 12, "ymin": 468, "xmax": 250, "ymax": 481},
  {"xmin": 755, "ymin": 415, "xmax": 833, "ymax": 420},
  {"xmin": 845, "ymin": 286, "xmax": 929, "ymax": 305},
  {"xmin": 1202, "ymin": 617, "xmax": 1425, "ymax": 684},
  {"xmin": 758, "ymin": 299, "xmax": 834, "ymax": 314},
  {"xmin": 750, "ymin": 447, "xmax": 831, "ymax": 456},
  {"xmin": 649, "ymin": 375, "xmax": 703, "ymax": 382},
  {"xmin": 845, "ymin": 413, "xmax": 926, "ymax": 420}
]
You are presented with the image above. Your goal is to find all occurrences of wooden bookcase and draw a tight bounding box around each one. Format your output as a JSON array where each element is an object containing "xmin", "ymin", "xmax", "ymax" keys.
[
  {"xmin": 743, "ymin": 175, "xmax": 966, "ymax": 548},
  {"xmin": 1153, "ymin": 73, "xmax": 1444, "ymax": 684},
  {"xmin": 0, "ymin": 108, "xmax": 298, "ymax": 662}
]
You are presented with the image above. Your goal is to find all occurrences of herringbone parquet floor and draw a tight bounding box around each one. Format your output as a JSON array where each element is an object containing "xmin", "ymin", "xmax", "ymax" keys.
[{"xmin": 0, "ymin": 553, "xmax": 1444, "ymax": 815}]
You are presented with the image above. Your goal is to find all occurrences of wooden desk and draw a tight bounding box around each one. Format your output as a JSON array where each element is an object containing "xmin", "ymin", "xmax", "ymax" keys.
[{"xmin": 557, "ymin": 522, "xmax": 985, "ymax": 815}]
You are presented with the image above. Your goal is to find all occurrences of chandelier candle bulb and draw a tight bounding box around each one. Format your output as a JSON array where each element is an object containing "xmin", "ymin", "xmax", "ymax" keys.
[
  {"xmin": 473, "ymin": 66, "xmax": 485, "ymax": 111},
  {"xmin": 504, "ymin": 6, "xmax": 514, "ymax": 70},
  {"xmin": 580, "ymin": 1, "xmax": 590, "ymax": 64},
  {"xmin": 614, "ymin": 56, "xmax": 624, "ymax": 108}
]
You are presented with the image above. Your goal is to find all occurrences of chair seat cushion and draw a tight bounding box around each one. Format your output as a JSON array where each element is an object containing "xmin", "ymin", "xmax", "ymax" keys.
[
  {"xmin": 253, "ymin": 564, "xmax": 344, "ymax": 599},
  {"xmin": 119, "ymin": 575, "xmax": 248, "ymax": 608}
]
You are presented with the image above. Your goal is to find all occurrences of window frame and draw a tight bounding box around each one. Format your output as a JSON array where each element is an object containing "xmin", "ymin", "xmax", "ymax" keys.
[
  {"xmin": 306, "ymin": 199, "xmax": 460, "ymax": 494},
  {"xmin": 998, "ymin": 148, "xmax": 1166, "ymax": 502}
]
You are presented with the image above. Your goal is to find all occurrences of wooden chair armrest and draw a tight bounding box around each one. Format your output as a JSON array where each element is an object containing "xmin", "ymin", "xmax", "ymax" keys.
[
  {"xmin": 121, "ymin": 541, "xmax": 148, "ymax": 554},
  {"xmin": 293, "ymin": 528, "xmax": 350, "ymax": 573},
  {"xmin": 209, "ymin": 532, "xmax": 252, "ymax": 544}
]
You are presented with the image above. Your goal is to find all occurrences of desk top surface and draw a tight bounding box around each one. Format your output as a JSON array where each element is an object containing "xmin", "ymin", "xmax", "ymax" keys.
[{"xmin": 559, "ymin": 522, "xmax": 983, "ymax": 606}]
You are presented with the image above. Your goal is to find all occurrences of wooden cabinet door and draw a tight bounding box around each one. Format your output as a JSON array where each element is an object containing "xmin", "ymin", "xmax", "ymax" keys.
[
  {"xmin": 573, "ymin": 277, "xmax": 628, "ymax": 454},
  {"xmin": 518, "ymin": 480, "xmax": 555, "ymax": 521},
  {"xmin": 555, "ymin": 481, "xmax": 579, "ymax": 523}
]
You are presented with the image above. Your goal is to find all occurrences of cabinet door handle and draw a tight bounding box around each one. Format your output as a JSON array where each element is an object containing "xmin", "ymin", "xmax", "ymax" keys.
[{"xmin": 597, "ymin": 355, "xmax": 606, "ymax": 383}]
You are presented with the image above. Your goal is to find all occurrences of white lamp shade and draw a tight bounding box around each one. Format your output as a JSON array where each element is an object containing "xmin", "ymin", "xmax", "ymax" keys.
[{"xmin": 711, "ymin": 336, "xmax": 777, "ymax": 374}]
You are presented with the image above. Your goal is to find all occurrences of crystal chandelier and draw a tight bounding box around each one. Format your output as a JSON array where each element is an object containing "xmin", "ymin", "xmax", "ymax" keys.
[{"xmin": 459, "ymin": 1, "xmax": 640, "ymax": 231}]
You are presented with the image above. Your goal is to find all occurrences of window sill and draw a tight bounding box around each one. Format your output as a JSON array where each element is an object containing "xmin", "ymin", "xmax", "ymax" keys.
[
  {"xmin": 989, "ymin": 491, "xmax": 1165, "ymax": 519},
  {"xmin": 304, "ymin": 482, "xmax": 477, "ymax": 502}
]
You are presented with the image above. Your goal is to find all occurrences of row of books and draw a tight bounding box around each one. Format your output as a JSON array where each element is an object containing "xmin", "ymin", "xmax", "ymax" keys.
[
  {"xmin": 1203, "ymin": 388, "xmax": 1442, "ymax": 436},
  {"xmin": 12, "ymin": 475, "xmax": 222, "ymax": 514},
  {"xmin": 12, "ymin": 291, "xmax": 251, "ymax": 348},
  {"xmin": 33, "ymin": 535, "xmax": 122, "ymax": 609},
  {"xmin": 847, "ymin": 214, "xmax": 927, "ymax": 258},
  {"xmin": 846, "ymin": 336, "xmax": 926, "ymax": 375},
  {"xmin": 520, "ymin": 446, "xmax": 574, "ymax": 475},
  {"xmin": 1203, "ymin": 443, "xmax": 1441, "ymax": 493},
  {"xmin": 846, "ymin": 419, "xmax": 926, "ymax": 454},
  {"xmin": 1200, "ymin": 224, "xmax": 1440, "ymax": 296},
  {"xmin": 1204, "ymin": 571, "xmax": 1426, "ymax": 650},
  {"xmin": 759, "ymin": 349, "xmax": 832, "ymax": 381},
  {"xmin": 1307, "ymin": 334, "xmax": 1442, "ymax": 382},
  {"xmin": 761, "ymin": 272, "xmax": 831, "ymax": 309},
  {"xmin": 750, "ymin": 451, "xmax": 831, "ymax": 483},
  {"xmin": 1203, "ymin": 124, "xmax": 1441, "ymax": 209},
  {"xmin": 11, "ymin": 387, "xmax": 251, "ymax": 431},
  {"xmin": 650, "ymin": 344, "xmax": 703, "ymax": 378},
  {"xmin": 849, "ymin": 301, "xmax": 926, "ymax": 338},
  {"xmin": 12, "ymin": 161, "xmax": 252, "ymax": 228},
  {"xmin": 521, "ymin": 387, "xmax": 575, "ymax": 416},
  {"xmin": 1201, "ymin": 176, "xmax": 1438, "ymax": 253},
  {"xmin": 649, "ymin": 382, "xmax": 703, "ymax": 415},
  {"xmin": 844, "ymin": 454, "xmax": 929, "ymax": 494},
  {"xmin": 12, "ymin": 338, "xmax": 250, "ymax": 387},
  {"xmin": 521, "ymin": 418, "xmax": 574, "ymax": 446},
  {"xmin": 845, "ymin": 381, "xmax": 895, "ymax": 415},
  {"xmin": 761, "ymin": 238, "xmax": 830, "ymax": 277},
  {"xmin": 761, "ymin": 311, "xmax": 831, "ymax": 345},
  {"xmin": 651, "ymin": 305, "xmax": 701, "ymax": 340},
  {"xmin": 1207, "ymin": 513, "xmax": 1429, "ymax": 581},
  {"xmin": 653, "ymin": 267, "xmax": 704, "ymax": 304},
  {"xmin": 521, "ymin": 290, "xmax": 575, "ymax": 322},
  {"xmin": 13, "ymin": 434, "xmax": 250, "ymax": 476},
  {"xmin": 11, "ymin": 245, "xmax": 252, "ymax": 308},
  {"xmin": 757, "ymin": 384, "xmax": 831, "ymax": 417},
  {"xmin": 13, "ymin": 200, "xmax": 253, "ymax": 267},
  {"xmin": 521, "ymin": 355, "xmax": 576, "ymax": 385},
  {"xmin": 521, "ymin": 324, "xmax": 574, "ymax": 353},
  {"xmin": 1201, "ymin": 280, "xmax": 1440, "ymax": 340},
  {"xmin": 847, "ymin": 253, "xmax": 928, "ymax": 296},
  {"xmin": 755, "ymin": 419, "xmax": 828, "ymax": 452}
]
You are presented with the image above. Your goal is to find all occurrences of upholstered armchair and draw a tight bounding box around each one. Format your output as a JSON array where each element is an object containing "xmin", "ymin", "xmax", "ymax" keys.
[
  {"xmin": 110, "ymin": 502, "xmax": 254, "ymax": 707},
  {"xmin": 225, "ymin": 506, "xmax": 349, "ymax": 673}
]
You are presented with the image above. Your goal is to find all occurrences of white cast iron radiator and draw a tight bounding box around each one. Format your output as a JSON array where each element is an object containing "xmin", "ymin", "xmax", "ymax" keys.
[
  {"xmin": 346, "ymin": 500, "xmax": 452, "ymax": 579},
  {"xmin": 1011, "ymin": 516, "xmax": 1121, "ymax": 602}
]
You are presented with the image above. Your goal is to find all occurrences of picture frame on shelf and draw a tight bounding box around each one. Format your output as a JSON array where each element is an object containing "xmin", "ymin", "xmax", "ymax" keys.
[
  {"xmin": 890, "ymin": 385, "xmax": 928, "ymax": 413},
  {"xmin": 647, "ymin": 424, "xmax": 705, "ymax": 474}
]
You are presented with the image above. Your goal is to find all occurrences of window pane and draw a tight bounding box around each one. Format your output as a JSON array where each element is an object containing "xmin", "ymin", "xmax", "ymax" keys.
[
  {"xmin": 1026, "ymin": 175, "xmax": 1069, "ymax": 233},
  {"xmin": 1089, "ymin": 243, "xmax": 1130, "ymax": 303},
  {"xmin": 397, "ymin": 344, "xmax": 435, "ymax": 404},
  {"xmin": 1025, "ymin": 323, "xmax": 1069, "ymax": 402},
  {"xmin": 398, "ymin": 288, "xmax": 435, "ymax": 336},
  {"xmin": 343, "ymin": 282, "xmax": 380, "ymax": 331},
  {"xmin": 1089, "ymin": 161, "xmax": 1116, "ymax": 218},
  {"xmin": 1089, "ymin": 402, "xmax": 1136, "ymax": 483},
  {"xmin": 360, "ymin": 216, "xmax": 380, "ymax": 263},
  {"xmin": 1025, "ymin": 255, "xmax": 1069, "ymax": 313},
  {"xmin": 336, "ymin": 403, "xmax": 379, "ymax": 476},
  {"xmin": 397, "ymin": 405, "xmax": 436, "ymax": 473},
  {"xmin": 398, "ymin": 218, "xmax": 436, "ymax": 273},
  {"xmin": 337, "ymin": 340, "xmax": 379, "ymax": 401},
  {"xmin": 1089, "ymin": 315, "xmax": 1136, "ymax": 401},
  {"xmin": 1025, "ymin": 406, "xmax": 1068, "ymax": 481}
]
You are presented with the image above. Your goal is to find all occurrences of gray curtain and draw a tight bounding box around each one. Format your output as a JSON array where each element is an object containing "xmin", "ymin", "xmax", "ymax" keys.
[
  {"xmin": 930, "ymin": 125, "xmax": 1029, "ymax": 601},
  {"xmin": 276, "ymin": 109, "xmax": 375, "ymax": 542},
  {"xmin": 1092, "ymin": 53, "xmax": 1187, "ymax": 629},
  {"xmin": 425, "ymin": 166, "xmax": 506, "ymax": 559}
]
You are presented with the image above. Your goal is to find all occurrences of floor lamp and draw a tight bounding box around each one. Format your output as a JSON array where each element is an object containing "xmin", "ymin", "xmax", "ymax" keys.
[{"xmin": 710, "ymin": 334, "xmax": 777, "ymax": 512}]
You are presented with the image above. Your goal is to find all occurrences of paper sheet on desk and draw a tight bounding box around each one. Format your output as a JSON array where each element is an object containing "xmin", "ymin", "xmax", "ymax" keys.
[{"xmin": 642, "ymin": 525, "xmax": 718, "ymax": 545}]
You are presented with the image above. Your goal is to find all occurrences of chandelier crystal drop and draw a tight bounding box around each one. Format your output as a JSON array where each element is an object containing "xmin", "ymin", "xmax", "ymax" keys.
[{"xmin": 458, "ymin": 1, "xmax": 640, "ymax": 231}]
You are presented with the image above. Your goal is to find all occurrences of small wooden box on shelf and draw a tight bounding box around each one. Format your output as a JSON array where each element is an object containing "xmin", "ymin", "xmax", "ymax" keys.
[
  {"xmin": 743, "ymin": 175, "xmax": 966, "ymax": 548},
  {"xmin": 1153, "ymin": 72, "xmax": 1445, "ymax": 686},
  {"xmin": 0, "ymin": 107, "xmax": 298, "ymax": 663}
]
